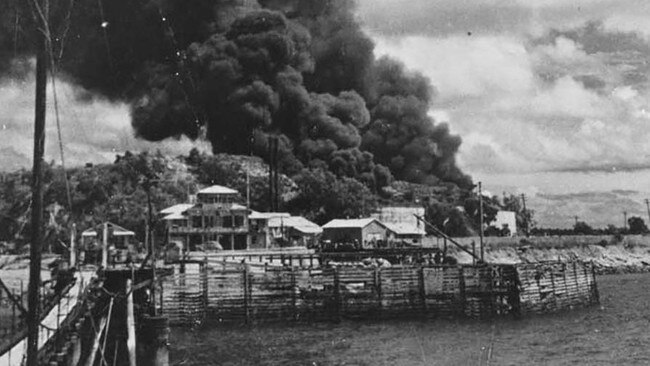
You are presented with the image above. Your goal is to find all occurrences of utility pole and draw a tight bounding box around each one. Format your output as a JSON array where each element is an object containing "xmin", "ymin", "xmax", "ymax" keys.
[
  {"xmin": 145, "ymin": 181, "xmax": 157, "ymax": 315},
  {"xmin": 478, "ymin": 182, "xmax": 484, "ymax": 262},
  {"xmin": 645, "ymin": 199, "xmax": 650, "ymax": 224},
  {"xmin": 520, "ymin": 193, "xmax": 529, "ymax": 237},
  {"xmin": 623, "ymin": 211, "xmax": 628, "ymax": 231},
  {"xmin": 27, "ymin": 1, "xmax": 48, "ymax": 363}
]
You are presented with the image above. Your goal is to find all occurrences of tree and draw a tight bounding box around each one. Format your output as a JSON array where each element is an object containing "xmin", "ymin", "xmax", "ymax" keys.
[
  {"xmin": 424, "ymin": 200, "xmax": 475, "ymax": 237},
  {"xmin": 627, "ymin": 216, "xmax": 648, "ymax": 234},
  {"xmin": 573, "ymin": 221, "xmax": 594, "ymax": 235},
  {"xmin": 286, "ymin": 168, "xmax": 377, "ymax": 225},
  {"xmin": 464, "ymin": 195, "xmax": 499, "ymax": 233}
]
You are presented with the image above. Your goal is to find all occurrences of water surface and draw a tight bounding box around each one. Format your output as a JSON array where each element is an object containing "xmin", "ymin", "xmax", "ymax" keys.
[{"xmin": 171, "ymin": 273, "xmax": 650, "ymax": 365}]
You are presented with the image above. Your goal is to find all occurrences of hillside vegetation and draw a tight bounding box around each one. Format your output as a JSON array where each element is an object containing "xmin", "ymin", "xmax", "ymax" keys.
[{"xmin": 0, "ymin": 150, "xmax": 528, "ymax": 252}]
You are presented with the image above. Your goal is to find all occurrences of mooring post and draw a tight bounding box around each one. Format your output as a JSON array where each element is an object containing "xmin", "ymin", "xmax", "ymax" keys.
[
  {"xmin": 590, "ymin": 262, "xmax": 600, "ymax": 303},
  {"xmin": 419, "ymin": 267, "xmax": 427, "ymax": 315},
  {"xmin": 11, "ymin": 288, "xmax": 16, "ymax": 331},
  {"xmin": 141, "ymin": 316, "xmax": 170, "ymax": 366},
  {"xmin": 202, "ymin": 257, "xmax": 209, "ymax": 318},
  {"xmin": 243, "ymin": 267, "xmax": 250, "ymax": 324},
  {"xmin": 126, "ymin": 279, "xmax": 137, "ymax": 366},
  {"xmin": 375, "ymin": 267, "xmax": 382, "ymax": 317},
  {"xmin": 291, "ymin": 267, "xmax": 297, "ymax": 320},
  {"xmin": 69, "ymin": 333, "xmax": 81, "ymax": 366},
  {"xmin": 458, "ymin": 266, "xmax": 466, "ymax": 317}
]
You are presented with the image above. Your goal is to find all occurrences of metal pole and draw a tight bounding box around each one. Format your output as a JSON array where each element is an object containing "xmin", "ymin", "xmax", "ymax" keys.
[
  {"xmin": 478, "ymin": 182, "xmax": 484, "ymax": 261},
  {"xmin": 27, "ymin": 4, "xmax": 48, "ymax": 363}
]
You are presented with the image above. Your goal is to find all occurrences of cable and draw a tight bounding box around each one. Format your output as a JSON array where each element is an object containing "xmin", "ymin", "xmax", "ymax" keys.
[
  {"xmin": 96, "ymin": 0, "xmax": 115, "ymax": 74},
  {"xmin": 156, "ymin": 5, "xmax": 203, "ymax": 132}
]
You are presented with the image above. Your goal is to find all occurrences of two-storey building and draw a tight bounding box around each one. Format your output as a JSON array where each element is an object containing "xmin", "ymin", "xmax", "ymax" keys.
[{"xmin": 162, "ymin": 185, "xmax": 250, "ymax": 251}]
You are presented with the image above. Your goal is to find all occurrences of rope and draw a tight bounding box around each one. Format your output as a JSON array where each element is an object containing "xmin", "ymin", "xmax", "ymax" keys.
[
  {"xmin": 96, "ymin": 0, "xmax": 115, "ymax": 74},
  {"xmin": 156, "ymin": 5, "xmax": 203, "ymax": 132}
]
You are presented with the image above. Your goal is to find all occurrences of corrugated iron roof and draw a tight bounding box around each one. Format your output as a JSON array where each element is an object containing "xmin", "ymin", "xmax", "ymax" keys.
[
  {"xmin": 249, "ymin": 211, "xmax": 291, "ymax": 219},
  {"xmin": 162, "ymin": 212, "xmax": 187, "ymax": 220},
  {"xmin": 197, "ymin": 185, "xmax": 238, "ymax": 195},
  {"xmin": 322, "ymin": 218, "xmax": 381, "ymax": 229},
  {"xmin": 159, "ymin": 203, "xmax": 194, "ymax": 215},
  {"xmin": 81, "ymin": 222, "xmax": 135, "ymax": 237},
  {"xmin": 384, "ymin": 223, "xmax": 425, "ymax": 236},
  {"xmin": 268, "ymin": 216, "xmax": 322, "ymax": 234}
]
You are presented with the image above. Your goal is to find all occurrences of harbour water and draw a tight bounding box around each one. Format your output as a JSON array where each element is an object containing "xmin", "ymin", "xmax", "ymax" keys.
[{"xmin": 170, "ymin": 273, "xmax": 650, "ymax": 365}]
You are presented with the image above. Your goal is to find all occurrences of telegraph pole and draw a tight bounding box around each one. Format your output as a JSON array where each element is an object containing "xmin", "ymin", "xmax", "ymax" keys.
[
  {"xmin": 27, "ymin": 1, "xmax": 48, "ymax": 363},
  {"xmin": 521, "ymin": 193, "xmax": 529, "ymax": 237},
  {"xmin": 645, "ymin": 199, "xmax": 650, "ymax": 224},
  {"xmin": 478, "ymin": 182, "xmax": 484, "ymax": 262}
]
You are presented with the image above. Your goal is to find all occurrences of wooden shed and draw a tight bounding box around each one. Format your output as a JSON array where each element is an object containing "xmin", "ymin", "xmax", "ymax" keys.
[{"xmin": 321, "ymin": 218, "xmax": 388, "ymax": 249}]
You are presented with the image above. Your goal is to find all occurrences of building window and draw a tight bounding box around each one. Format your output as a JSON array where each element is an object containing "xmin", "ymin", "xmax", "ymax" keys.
[
  {"xmin": 223, "ymin": 216, "xmax": 233, "ymax": 228},
  {"xmin": 192, "ymin": 216, "xmax": 202, "ymax": 228},
  {"xmin": 234, "ymin": 215, "xmax": 244, "ymax": 227}
]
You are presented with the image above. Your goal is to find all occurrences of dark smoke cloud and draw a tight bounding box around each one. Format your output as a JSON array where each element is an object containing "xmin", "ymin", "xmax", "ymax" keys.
[{"xmin": 0, "ymin": 0, "xmax": 472, "ymax": 189}]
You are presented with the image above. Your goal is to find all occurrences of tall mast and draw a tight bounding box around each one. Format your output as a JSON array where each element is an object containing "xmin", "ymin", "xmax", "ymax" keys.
[
  {"xmin": 478, "ymin": 182, "xmax": 484, "ymax": 262},
  {"xmin": 27, "ymin": 0, "xmax": 49, "ymax": 363}
]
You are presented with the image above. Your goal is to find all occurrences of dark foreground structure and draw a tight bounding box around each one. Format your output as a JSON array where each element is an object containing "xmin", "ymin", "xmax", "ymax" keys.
[{"xmin": 159, "ymin": 261, "xmax": 599, "ymax": 325}]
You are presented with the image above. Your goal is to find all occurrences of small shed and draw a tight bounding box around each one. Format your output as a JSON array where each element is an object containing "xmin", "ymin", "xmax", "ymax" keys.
[
  {"xmin": 81, "ymin": 222, "xmax": 136, "ymax": 250},
  {"xmin": 322, "ymin": 218, "xmax": 388, "ymax": 249},
  {"xmin": 268, "ymin": 216, "xmax": 322, "ymax": 247}
]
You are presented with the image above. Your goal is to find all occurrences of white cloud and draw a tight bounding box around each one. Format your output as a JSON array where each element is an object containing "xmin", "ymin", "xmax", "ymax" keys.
[
  {"xmin": 373, "ymin": 34, "xmax": 534, "ymax": 101},
  {"xmin": 368, "ymin": 19, "xmax": 650, "ymax": 176},
  {"xmin": 0, "ymin": 63, "xmax": 209, "ymax": 172}
]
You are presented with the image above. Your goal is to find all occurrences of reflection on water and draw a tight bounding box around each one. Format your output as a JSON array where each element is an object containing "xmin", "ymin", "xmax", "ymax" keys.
[{"xmin": 171, "ymin": 273, "xmax": 650, "ymax": 365}]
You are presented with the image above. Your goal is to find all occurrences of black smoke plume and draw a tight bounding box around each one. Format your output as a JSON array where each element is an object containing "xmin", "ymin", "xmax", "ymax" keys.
[{"xmin": 0, "ymin": 0, "xmax": 472, "ymax": 189}]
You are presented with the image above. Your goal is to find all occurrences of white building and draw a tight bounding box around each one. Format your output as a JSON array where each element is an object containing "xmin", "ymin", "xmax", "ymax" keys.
[{"xmin": 493, "ymin": 211, "xmax": 517, "ymax": 236}]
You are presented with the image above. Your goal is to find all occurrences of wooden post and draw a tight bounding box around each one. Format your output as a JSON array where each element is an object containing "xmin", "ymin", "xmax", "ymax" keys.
[
  {"xmin": 562, "ymin": 262, "xmax": 569, "ymax": 301},
  {"xmin": 419, "ymin": 267, "xmax": 427, "ymax": 315},
  {"xmin": 126, "ymin": 279, "xmax": 137, "ymax": 366},
  {"xmin": 458, "ymin": 266, "xmax": 466, "ymax": 317},
  {"xmin": 202, "ymin": 258, "xmax": 209, "ymax": 318},
  {"xmin": 333, "ymin": 267, "xmax": 341, "ymax": 322},
  {"xmin": 375, "ymin": 268, "xmax": 382, "ymax": 317},
  {"xmin": 159, "ymin": 280, "xmax": 164, "ymax": 316},
  {"xmin": 84, "ymin": 316, "xmax": 107, "ymax": 366},
  {"xmin": 549, "ymin": 264, "xmax": 557, "ymax": 311},
  {"xmin": 291, "ymin": 268, "xmax": 297, "ymax": 320},
  {"xmin": 11, "ymin": 289, "xmax": 16, "ymax": 332},
  {"xmin": 102, "ymin": 223, "xmax": 109, "ymax": 269},
  {"xmin": 26, "ymin": 16, "xmax": 48, "ymax": 363},
  {"xmin": 590, "ymin": 262, "xmax": 599, "ymax": 303},
  {"xmin": 101, "ymin": 297, "xmax": 115, "ymax": 365},
  {"xmin": 243, "ymin": 267, "xmax": 250, "ymax": 323},
  {"xmin": 70, "ymin": 223, "xmax": 76, "ymax": 267},
  {"xmin": 70, "ymin": 333, "xmax": 81, "ymax": 366}
]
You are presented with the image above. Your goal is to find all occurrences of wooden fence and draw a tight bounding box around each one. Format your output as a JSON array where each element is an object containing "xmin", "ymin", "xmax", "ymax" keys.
[
  {"xmin": 517, "ymin": 261, "xmax": 599, "ymax": 314},
  {"xmin": 159, "ymin": 261, "xmax": 598, "ymax": 326}
]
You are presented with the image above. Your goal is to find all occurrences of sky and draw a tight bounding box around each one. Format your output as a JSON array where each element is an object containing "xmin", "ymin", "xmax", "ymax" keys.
[
  {"xmin": 1, "ymin": 1, "xmax": 650, "ymax": 228},
  {"xmin": 356, "ymin": 0, "xmax": 650, "ymax": 228},
  {"xmin": 0, "ymin": 61, "xmax": 211, "ymax": 173}
]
